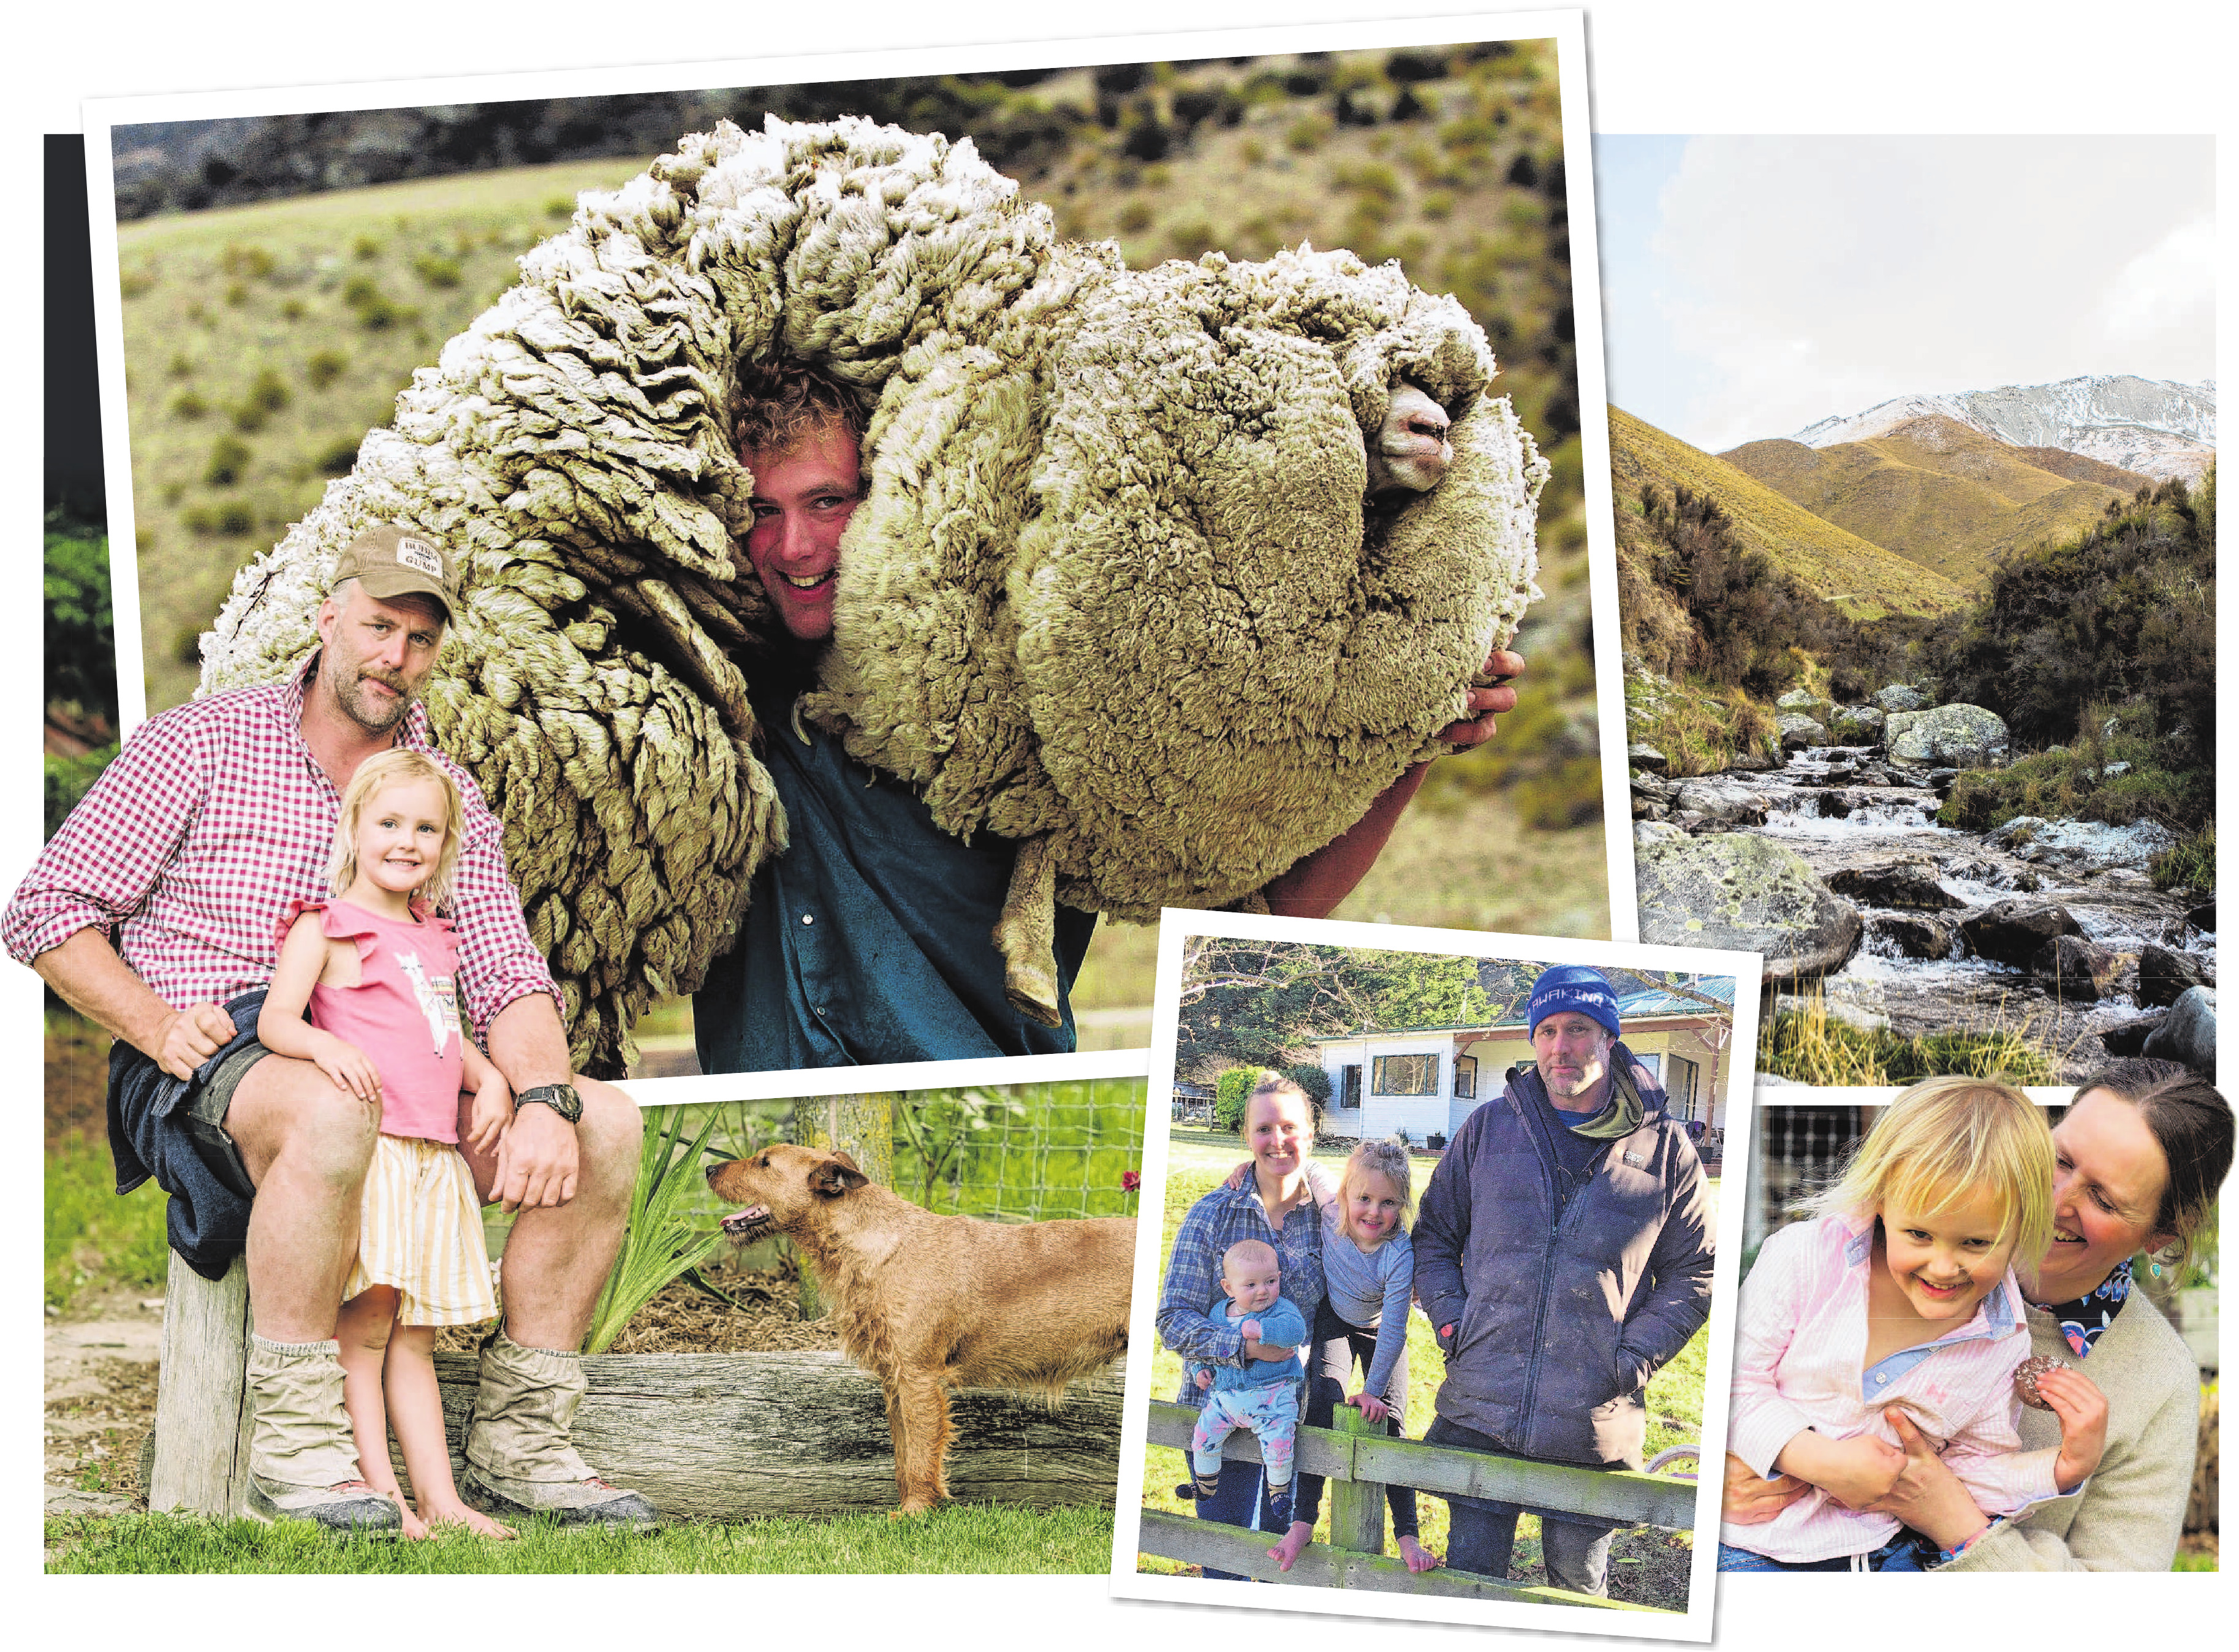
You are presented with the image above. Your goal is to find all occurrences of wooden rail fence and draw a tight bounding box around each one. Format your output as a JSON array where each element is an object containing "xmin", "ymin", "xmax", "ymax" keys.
[{"xmin": 1140, "ymin": 1401, "xmax": 1694, "ymax": 1611}]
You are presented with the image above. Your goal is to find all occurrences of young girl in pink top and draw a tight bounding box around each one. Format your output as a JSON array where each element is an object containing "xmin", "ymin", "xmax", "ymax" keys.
[
  {"xmin": 1722, "ymin": 1077, "xmax": 2109, "ymax": 1571},
  {"xmin": 260, "ymin": 749, "xmax": 513, "ymax": 1539}
]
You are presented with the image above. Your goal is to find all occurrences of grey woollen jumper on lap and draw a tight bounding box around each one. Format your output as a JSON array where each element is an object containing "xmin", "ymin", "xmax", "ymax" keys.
[{"xmin": 1412, "ymin": 1044, "xmax": 1714, "ymax": 1469}]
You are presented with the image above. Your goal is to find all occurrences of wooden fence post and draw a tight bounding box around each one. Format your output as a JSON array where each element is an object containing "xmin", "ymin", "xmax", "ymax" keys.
[
  {"xmin": 797, "ymin": 1092, "xmax": 894, "ymax": 1319},
  {"xmin": 1326, "ymin": 1404, "xmax": 1386, "ymax": 1560},
  {"xmin": 147, "ymin": 1251, "xmax": 254, "ymax": 1517}
]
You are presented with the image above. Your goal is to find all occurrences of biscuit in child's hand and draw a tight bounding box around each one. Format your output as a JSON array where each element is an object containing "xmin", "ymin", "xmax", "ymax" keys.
[{"xmin": 2013, "ymin": 1354, "xmax": 2070, "ymax": 1411}]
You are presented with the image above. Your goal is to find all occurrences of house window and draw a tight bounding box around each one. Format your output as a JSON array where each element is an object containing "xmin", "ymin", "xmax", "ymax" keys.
[
  {"xmin": 1371, "ymin": 1053, "xmax": 1439, "ymax": 1096},
  {"xmin": 1340, "ymin": 1064, "xmax": 1362, "ymax": 1108},
  {"xmin": 1453, "ymin": 1054, "xmax": 1477, "ymax": 1100},
  {"xmin": 1664, "ymin": 1053, "xmax": 1700, "ymax": 1118}
]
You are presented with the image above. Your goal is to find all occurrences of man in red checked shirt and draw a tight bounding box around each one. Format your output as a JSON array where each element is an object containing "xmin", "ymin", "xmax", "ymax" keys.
[{"xmin": 9, "ymin": 526, "xmax": 652, "ymax": 1534}]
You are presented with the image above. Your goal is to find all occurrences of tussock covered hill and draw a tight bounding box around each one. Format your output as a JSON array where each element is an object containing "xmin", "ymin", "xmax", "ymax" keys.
[
  {"xmin": 1724, "ymin": 414, "xmax": 2153, "ymax": 588},
  {"xmin": 1608, "ymin": 407, "xmax": 1963, "ymax": 621}
]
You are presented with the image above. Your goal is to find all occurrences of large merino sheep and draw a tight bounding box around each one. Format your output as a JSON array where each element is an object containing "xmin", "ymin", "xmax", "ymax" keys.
[{"xmin": 202, "ymin": 115, "xmax": 1546, "ymax": 1073}]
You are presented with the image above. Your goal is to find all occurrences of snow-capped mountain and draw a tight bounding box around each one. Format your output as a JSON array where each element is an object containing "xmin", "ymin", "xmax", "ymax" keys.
[{"xmin": 1788, "ymin": 374, "xmax": 2216, "ymax": 483}]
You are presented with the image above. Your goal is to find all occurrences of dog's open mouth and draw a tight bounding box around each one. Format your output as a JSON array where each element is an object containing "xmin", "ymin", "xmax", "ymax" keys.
[{"xmin": 720, "ymin": 1205, "xmax": 775, "ymax": 1243}]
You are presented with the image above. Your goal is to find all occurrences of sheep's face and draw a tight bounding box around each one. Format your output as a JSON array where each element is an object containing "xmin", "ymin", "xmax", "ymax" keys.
[
  {"xmin": 1364, "ymin": 383, "xmax": 1454, "ymax": 497},
  {"xmin": 743, "ymin": 422, "xmax": 864, "ymax": 642}
]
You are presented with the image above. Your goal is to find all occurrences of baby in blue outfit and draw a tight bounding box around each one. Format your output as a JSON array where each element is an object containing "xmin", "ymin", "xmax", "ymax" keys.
[{"xmin": 1186, "ymin": 1238, "xmax": 1309, "ymax": 1523}]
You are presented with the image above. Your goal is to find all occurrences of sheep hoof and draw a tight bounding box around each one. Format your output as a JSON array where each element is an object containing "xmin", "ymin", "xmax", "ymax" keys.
[{"xmin": 1004, "ymin": 965, "xmax": 1064, "ymax": 1028}]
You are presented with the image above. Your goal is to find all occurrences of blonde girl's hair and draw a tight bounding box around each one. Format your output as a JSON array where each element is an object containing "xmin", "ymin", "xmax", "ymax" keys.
[
  {"xmin": 327, "ymin": 749, "xmax": 466, "ymax": 911},
  {"xmin": 1338, "ymin": 1137, "xmax": 1415, "ymax": 1243},
  {"xmin": 1809, "ymin": 1075, "xmax": 2055, "ymax": 1281}
]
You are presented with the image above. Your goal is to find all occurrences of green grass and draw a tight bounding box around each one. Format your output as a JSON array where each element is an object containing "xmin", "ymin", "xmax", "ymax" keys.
[
  {"xmin": 119, "ymin": 156, "xmax": 656, "ymax": 714},
  {"xmin": 47, "ymin": 1132, "xmax": 171, "ymax": 1312},
  {"xmin": 1139, "ymin": 1130, "xmax": 1710, "ymax": 1606},
  {"xmin": 45, "ymin": 1503, "xmax": 1113, "ymax": 1574},
  {"xmin": 1759, "ymin": 993, "xmax": 2058, "ymax": 1087}
]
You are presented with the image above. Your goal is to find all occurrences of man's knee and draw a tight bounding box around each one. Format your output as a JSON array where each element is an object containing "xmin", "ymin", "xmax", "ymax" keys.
[
  {"xmin": 229, "ymin": 1056, "xmax": 381, "ymax": 1187},
  {"xmin": 571, "ymin": 1076, "xmax": 641, "ymax": 1191}
]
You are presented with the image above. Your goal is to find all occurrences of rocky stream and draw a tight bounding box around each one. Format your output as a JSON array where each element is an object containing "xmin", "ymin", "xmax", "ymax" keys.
[{"xmin": 1629, "ymin": 688, "xmax": 2217, "ymax": 1082}]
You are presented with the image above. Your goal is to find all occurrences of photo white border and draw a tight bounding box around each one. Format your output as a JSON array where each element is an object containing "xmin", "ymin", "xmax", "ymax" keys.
[{"xmin": 1110, "ymin": 906, "xmax": 1762, "ymax": 1639}]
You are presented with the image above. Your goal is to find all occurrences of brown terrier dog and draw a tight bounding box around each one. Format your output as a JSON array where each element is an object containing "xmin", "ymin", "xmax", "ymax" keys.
[{"xmin": 707, "ymin": 1143, "xmax": 1134, "ymax": 1515}]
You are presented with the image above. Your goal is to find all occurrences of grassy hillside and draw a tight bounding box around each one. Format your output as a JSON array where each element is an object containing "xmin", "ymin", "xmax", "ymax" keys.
[
  {"xmin": 118, "ymin": 156, "xmax": 652, "ymax": 710},
  {"xmin": 1607, "ymin": 407, "xmax": 1963, "ymax": 621},
  {"xmin": 1722, "ymin": 415, "xmax": 2144, "ymax": 589}
]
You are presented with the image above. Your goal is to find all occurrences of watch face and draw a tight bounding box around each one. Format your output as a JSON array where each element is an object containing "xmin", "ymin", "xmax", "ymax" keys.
[{"xmin": 522, "ymin": 1084, "xmax": 584, "ymax": 1121}]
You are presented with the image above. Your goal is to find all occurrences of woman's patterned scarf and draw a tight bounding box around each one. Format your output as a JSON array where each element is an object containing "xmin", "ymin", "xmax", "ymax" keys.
[{"xmin": 2037, "ymin": 1257, "xmax": 2132, "ymax": 1358}]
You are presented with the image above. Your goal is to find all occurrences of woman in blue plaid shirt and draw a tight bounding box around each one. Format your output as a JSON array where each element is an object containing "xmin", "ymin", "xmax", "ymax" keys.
[{"xmin": 1156, "ymin": 1072, "xmax": 1327, "ymax": 1576}]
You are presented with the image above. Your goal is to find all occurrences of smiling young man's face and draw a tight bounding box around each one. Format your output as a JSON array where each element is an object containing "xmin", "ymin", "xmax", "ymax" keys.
[
  {"xmin": 744, "ymin": 422, "xmax": 863, "ymax": 643},
  {"xmin": 1877, "ymin": 1181, "xmax": 2017, "ymax": 1326}
]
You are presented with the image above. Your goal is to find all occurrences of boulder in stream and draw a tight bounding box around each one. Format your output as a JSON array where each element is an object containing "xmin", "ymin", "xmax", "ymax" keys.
[
  {"xmin": 1634, "ymin": 819, "xmax": 1686, "ymax": 846},
  {"xmin": 1830, "ymin": 705, "xmax": 1887, "ymax": 745},
  {"xmin": 1776, "ymin": 688, "xmax": 1833, "ymax": 721},
  {"xmin": 1827, "ymin": 857, "xmax": 1964, "ymax": 911},
  {"xmin": 1778, "ymin": 713, "xmax": 1829, "ymax": 751},
  {"xmin": 1886, "ymin": 704, "xmax": 2010, "ymax": 767},
  {"xmin": 2030, "ymin": 934, "xmax": 2118, "ymax": 1002},
  {"xmin": 1874, "ymin": 683, "xmax": 1928, "ymax": 713},
  {"xmin": 1627, "ymin": 742, "xmax": 1670, "ymax": 774},
  {"xmin": 1673, "ymin": 779, "xmax": 1770, "ymax": 827},
  {"xmin": 2142, "ymin": 985, "xmax": 2216, "ymax": 1073},
  {"xmin": 1635, "ymin": 832, "xmax": 1862, "ymax": 981},
  {"xmin": 1868, "ymin": 912, "xmax": 1959, "ymax": 960},
  {"xmin": 1960, "ymin": 900, "xmax": 2083, "ymax": 968},
  {"xmin": 1728, "ymin": 747, "xmax": 1780, "ymax": 773},
  {"xmin": 2137, "ymin": 942, "xmax": 2214, "ymax": 1007},
  {"xmin": 2098, "ymin": 1012, "xmax": 2167, "ymax": 1058}
]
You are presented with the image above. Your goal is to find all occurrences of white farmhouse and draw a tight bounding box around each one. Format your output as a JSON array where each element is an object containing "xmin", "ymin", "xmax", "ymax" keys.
[{"xmin": 1309, "ymin": 976, "xmax": 1738, "ymax": 1151}]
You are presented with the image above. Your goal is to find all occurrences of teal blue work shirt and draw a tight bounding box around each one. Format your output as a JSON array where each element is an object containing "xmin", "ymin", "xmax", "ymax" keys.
[{"xmin": 692, "ymin": 695, "xmax": 1096, "ymax": 1073}]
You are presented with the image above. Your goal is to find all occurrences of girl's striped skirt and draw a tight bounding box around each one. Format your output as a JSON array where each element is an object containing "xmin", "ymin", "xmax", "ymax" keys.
[{"xmin": 344, "ymin": 1132, "xmax": 500, "ymax": 1327}]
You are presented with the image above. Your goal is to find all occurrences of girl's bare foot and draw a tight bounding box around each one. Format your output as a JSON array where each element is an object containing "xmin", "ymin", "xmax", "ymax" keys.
[
  {"xmin": 1398, "ymin": 1534, "xmax": 1442, "ymax": 1574},
  {"xmin": 418, "ymin": 1498, "xmax": 517, "ymax": 1540},
  {"xmin": 384, "ymin": 1491, "xmax": 428, "ymax": 1540},
  {"xmin": 1266, "ymin": 1520, "xmax": 1313, "ymax": 1571}
]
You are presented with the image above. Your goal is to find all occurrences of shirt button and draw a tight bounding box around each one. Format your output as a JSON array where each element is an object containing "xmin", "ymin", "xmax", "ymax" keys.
[
  {"xmin": 801, "ymin": 913, "xmax": 815, "ymax": 925},
  {"xmin": 1874, "ymin": 1373, "xmax": 1887, "ymax": 1384}
]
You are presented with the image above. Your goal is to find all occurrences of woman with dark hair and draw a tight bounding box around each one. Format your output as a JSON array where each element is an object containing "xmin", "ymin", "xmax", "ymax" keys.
[{"xmin": 1725, "ymin": 1059, "xmax": 2233, "ymax": 1570}]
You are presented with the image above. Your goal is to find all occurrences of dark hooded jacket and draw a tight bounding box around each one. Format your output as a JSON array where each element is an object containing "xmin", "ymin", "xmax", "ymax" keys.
[{"xmin": 1412, "ymin": 1042, "xmax": 1713, "ymax": 1470}]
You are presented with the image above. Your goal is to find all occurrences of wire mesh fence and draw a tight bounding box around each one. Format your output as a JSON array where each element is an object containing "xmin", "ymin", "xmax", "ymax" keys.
[
  {"xmin": 893, "ymin": 1079, "xmax": 1145, "ymax": 1221},
  {"xmin": 650, "ymin": 1078, "xmax": 1145, "ymax": 1227}
]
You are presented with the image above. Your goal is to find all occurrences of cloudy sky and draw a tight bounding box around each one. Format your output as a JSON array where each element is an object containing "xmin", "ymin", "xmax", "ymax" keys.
[{"xmin": 1593, "ymin": 135, "xmax": 2216, "ymax": 454}]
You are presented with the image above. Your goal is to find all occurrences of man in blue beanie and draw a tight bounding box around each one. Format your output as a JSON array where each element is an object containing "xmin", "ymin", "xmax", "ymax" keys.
[{"xmin": 1412, "ymin": 965, "xmax": 1714, "ymax": 1596}]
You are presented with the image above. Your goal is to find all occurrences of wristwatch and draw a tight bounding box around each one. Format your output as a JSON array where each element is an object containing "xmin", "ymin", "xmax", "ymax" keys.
[{"xmin": 515, "ymin": 1083, "xmax": 585, "ymax": 1124}]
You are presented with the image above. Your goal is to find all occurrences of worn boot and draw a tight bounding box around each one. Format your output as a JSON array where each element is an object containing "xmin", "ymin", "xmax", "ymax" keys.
[
  {"xmin": 458, "ymin": 1328, "xmax": 656, "ymax": 1527},
  {"xmin": 242, "ymin": 1336, "xmax": 401, "ymax": 1533}
]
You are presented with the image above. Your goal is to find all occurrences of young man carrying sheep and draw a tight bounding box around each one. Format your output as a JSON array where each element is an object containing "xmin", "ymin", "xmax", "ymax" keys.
[
  {"xmin": 693, "ymin": 367, "xmax": 1524, "ymax": 1073},
  {"xmin": 9, "ymin": 528, "xmax": 651, "ymax": 1533}
]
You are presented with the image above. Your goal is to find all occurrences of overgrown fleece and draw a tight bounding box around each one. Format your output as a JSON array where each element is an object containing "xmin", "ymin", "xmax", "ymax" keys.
[{"xmin": 199, "ymin": 116, "xmax": 1545, "ymax": 1072}]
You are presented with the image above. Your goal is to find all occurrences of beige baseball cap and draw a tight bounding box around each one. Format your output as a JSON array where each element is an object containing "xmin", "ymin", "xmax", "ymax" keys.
[{"xmin": 331, "ymin": 524, "xmax": 460, "ymax": 621}]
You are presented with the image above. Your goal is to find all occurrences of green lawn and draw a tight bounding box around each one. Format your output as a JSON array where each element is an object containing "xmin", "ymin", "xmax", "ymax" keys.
[
  {"xmin": 1140, "ymin": 1129, "xmax": 1711, "ymax": 1606},
  {"xmin": 45, "ymin": 1502, "xmax": 1112, "ymax": 1574},
  {"xmin": 47, "ymin": 1130, "xmax": 170, "ymax": 1313}
]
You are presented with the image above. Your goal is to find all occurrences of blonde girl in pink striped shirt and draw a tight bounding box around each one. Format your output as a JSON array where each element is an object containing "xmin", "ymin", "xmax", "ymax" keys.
[
  {"xmin": 1721, "ymin": 1077, "xmax": 2109, "ymax": 1571},
  {"xmin": 260, "ymin": 750, "xmax": 515, "ymax": 1540}
]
